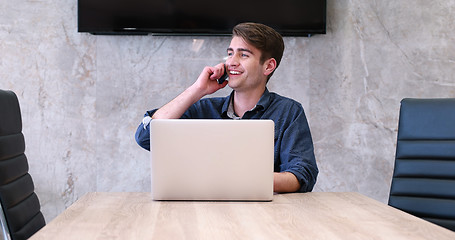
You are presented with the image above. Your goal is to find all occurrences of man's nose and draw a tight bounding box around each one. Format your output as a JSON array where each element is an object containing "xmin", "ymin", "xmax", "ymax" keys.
[{"xmin": 226, "ymin": 55, "xmax": 239, "ymax": 67}]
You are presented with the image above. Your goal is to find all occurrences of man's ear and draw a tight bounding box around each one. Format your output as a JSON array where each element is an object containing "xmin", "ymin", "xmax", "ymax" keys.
[{"xmin": 263, "ymin": 58, "xmax": 277, "ymax": 77}]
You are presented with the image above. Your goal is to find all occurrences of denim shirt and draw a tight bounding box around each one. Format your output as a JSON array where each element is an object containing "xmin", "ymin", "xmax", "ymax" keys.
[{"xmin": 135, "ymin": 89, "xmax": 318, "ymax": 192}]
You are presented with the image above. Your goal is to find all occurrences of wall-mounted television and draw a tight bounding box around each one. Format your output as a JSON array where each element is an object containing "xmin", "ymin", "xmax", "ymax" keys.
[{"xmin": 78, "ymin": 0, "xmax": 326, "ymax": 36}]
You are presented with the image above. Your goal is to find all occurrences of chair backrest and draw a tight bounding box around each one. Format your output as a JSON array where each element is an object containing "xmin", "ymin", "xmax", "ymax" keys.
[
  {"xmin": 389, "ymin": 98, "xmax": 455, "ymax": 231},
  {"xmin": 0, "ymin": 90, "xmax": 45, "ymax": 240}
]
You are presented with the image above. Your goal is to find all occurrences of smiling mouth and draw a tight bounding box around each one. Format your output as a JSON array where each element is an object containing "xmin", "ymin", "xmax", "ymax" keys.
[{"xmin": 229, "ymin": 70, "xmax": 241, "ymax": 75}]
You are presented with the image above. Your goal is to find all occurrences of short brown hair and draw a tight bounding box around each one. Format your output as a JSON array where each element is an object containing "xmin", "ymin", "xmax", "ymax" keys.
[{"xmin": 232, "ymin": 22, "xmax": 285, "ymax": 80}]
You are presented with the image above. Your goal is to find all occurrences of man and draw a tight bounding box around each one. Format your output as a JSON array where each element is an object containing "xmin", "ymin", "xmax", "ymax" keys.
[{"xmin": 135, "ymin": 22, "xmax": 318, "ymax": 193}]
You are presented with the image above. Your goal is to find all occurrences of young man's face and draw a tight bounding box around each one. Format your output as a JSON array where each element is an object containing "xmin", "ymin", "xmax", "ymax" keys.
[{"xmin": 225, "ymin": 36, "xmax": 269, "ymax": 92}]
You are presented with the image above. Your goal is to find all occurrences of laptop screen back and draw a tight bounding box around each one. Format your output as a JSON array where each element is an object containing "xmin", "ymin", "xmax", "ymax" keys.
[{"xmin": 150, "ymin": 119, "xmax": 274, "ymax": 201}]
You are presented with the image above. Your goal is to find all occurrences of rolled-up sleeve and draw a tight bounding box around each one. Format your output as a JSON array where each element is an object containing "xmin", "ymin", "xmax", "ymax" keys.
[
  {"xmin": 278, "ymin": 109, "xmax": 318, "ymax": 193},
  {"xmin": 135, "ymin": 110, "xmax": 158, "ymax": 151},
  {"xmin": 135, "ymin": 97, "xmax": 228, "ymax": 151}
]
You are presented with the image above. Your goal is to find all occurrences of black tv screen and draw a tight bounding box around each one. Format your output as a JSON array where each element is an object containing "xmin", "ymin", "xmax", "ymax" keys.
[{"xmin": 78, "ymin": 0, "xmax": 326, "ymax": 36}]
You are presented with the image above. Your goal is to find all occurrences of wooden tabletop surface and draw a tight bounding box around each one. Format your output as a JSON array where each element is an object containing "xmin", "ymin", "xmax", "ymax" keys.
[{"xmin": 30, "ymin": 192, "xmax": 455, "ymax": 240}]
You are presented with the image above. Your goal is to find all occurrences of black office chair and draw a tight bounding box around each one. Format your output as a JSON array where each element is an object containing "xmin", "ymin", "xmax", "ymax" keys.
[
  {"xmin": 388, "ymin": 98, "xmax": 455, "ymax": 231},
  {"xmin": 0, "ymin": 90, "xmax": 45, "ymax": 240}
]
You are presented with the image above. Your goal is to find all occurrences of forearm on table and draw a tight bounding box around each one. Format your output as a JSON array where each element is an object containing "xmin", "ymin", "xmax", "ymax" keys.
[{"xmin": 273, "ymin": 172, "xmax": 300, "ymax": 193}]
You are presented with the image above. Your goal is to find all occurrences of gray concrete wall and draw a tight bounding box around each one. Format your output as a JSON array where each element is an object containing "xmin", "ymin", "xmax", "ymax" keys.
[{"xmin": 1, "ymin": 0, "xmax": 454, "ymax": 221}]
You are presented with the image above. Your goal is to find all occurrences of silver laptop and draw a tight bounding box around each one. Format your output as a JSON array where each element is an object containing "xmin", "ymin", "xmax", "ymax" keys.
[{"xmin": 150, "ymin": 119, "xmax": 274, "ymax": 201}]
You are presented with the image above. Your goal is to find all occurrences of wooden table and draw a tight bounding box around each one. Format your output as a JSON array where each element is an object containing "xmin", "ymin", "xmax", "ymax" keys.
[{"xmin": 30, "ymin": 192, "xmax": 455, "ymax": 240}]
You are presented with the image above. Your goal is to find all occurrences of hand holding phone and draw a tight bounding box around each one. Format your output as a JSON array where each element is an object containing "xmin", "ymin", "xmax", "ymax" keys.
[{"xmin": 217, "ymin": 66, "xmax": 229, "ymax": 84}]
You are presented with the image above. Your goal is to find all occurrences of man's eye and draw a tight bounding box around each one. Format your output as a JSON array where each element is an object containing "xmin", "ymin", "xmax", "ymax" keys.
[{"xmin": 241, "ymin": 54, "xmax": 249, "ymax": 57}]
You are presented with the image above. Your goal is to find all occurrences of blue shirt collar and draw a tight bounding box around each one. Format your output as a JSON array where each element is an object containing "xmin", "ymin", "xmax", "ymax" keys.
[{"xmin": 221, "ymin": 88, "xmax": 271, "ymax": 118}]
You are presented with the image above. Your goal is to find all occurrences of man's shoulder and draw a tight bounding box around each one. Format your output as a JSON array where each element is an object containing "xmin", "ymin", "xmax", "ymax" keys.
[
  {"xmin": 198, "ymin": 96, "xmax": 228, "ymax": 106},
  {"xmin": 192, "ymin": 96, "xmax": 229, "ymax": 112},
  {"xmin": 199, "ymin": 96, "xmax": 227, "ymax": 102},
  {"xmin": 268, "ymin": 92, "xmax": 303, "ymax": 109}
]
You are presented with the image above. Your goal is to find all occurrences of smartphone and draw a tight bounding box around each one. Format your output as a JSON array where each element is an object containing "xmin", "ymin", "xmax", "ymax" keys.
[{"xmin": 217, "ymin": 66, "xmax": 229, "ymax": 84}]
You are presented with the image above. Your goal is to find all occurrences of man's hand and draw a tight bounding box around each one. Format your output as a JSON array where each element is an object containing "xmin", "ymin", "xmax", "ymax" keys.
[
  {"xmin": 192, "ymin": 63, "xmax": 228, "ymax": 96},
  {"xmin": 273, "ymin": 172, "xmax": 300, "ymax": 193},
  {"xmin": 152, "ymin": 63, "xmax": 228, "ymax": 119}
]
